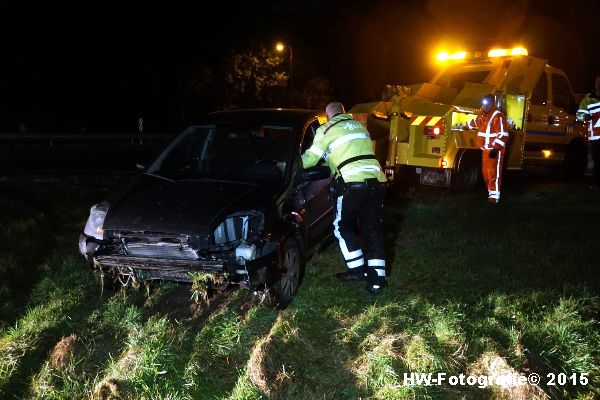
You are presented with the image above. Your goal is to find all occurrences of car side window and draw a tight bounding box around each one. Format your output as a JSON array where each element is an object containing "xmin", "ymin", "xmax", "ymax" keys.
[
  {"xmin": 302, "ymin": 120, "xmax": 321, "ymax": 152},
  {"xmin": 531, "ymin": 72, "xmax": 548, "ymax": 106},
  {"xmin": 552, "ymin": 73, "xmax": 577, "ymax": 113}
]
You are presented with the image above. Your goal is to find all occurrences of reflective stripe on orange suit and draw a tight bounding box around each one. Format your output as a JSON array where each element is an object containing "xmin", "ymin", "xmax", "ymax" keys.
[
  {"xmin": 467, "ymin": 109, "xmax": 509, "ymax": 199},
  {"xmin": 482, "ymin": 149, "xmax": 504, "ymax": 200}
]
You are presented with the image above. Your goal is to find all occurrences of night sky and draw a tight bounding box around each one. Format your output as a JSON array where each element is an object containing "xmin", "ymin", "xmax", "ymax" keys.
[{"xmin": 1, "ymin": 0, "xmax": 599, "ymax": 133}]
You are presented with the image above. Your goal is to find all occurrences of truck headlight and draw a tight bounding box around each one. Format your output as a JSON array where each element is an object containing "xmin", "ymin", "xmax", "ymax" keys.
[
  {"xmin": 83, "ymin": 202, "xmax": 109, "ymax": 240},
  {"xmin": 213, "ymin": 210, "xmax": 264, "ymax": 245}
]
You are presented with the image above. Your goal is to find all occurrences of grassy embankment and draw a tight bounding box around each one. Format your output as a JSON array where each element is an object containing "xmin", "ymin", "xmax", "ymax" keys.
[{"xmin": 0, "ymin": 176, "xmax": 599, "ymax": 399}]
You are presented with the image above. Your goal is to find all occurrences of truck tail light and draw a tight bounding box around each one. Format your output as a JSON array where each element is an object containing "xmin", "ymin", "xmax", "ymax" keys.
[
  {"xmin": 424, "ymin": 125, "xmax": 444, "ymax": 136},
  {"xmin": 412, "ymin": 116, "xmax": 443, "ymax": 135}
]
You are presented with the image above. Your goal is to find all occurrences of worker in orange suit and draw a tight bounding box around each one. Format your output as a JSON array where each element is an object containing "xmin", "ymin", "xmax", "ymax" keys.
[{"xmin": 465, "ymin": 94, "xmax": 510, "ymax": 204}]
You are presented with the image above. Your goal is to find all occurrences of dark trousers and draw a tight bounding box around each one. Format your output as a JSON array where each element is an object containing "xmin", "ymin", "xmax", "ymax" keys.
[
  {"xmin": 333, "ymin": 183, "xmax": 386, "ymax": 285},
  {"xmin": 591, "ymin": 140, "xmax": 600, "ymax": 187}
]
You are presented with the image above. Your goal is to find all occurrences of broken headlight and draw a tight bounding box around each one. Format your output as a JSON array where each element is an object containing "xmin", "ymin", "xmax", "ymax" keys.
[
  {"xmin": 83, "ymin": 202, "xmax": 109, "ymax": 240},
  {"xmin": 213, "ymin": 210, "xmax": 264, "ymax": 246}
]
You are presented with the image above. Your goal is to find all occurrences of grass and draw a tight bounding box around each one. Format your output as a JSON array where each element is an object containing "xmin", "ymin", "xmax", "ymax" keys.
[{"xmin": 0, "ymin": 175, "xmax": 599, "ymax": 399}]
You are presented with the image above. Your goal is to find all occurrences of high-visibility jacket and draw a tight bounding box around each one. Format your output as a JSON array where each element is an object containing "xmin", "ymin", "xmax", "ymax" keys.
[
  {"xmin": 576, "ymin": 92, "xmax": 600, "ymax": 141},
  {"xmin": 301, "ymin": 113, "xmax": 386, "ymax": 183},
  {"xmin": 466, "ymin": 108, "xmax": 509, "ymax": 150}
]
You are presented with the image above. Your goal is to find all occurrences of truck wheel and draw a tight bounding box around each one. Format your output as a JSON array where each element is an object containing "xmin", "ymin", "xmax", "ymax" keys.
[
  {"xmin": 386, "ymin": 165, "xmax": 414, "ymax": 200},
  {"xmin": 452, "ymin": 151, "xmax": 482, "ymax": 191},
  {"xmin": 272, "ymin": 238, "xmax": 301, "ymax": 308},
  {"xmin": 394, "ymin": 165, "xmax": 412, "ymax": 190},
  {"xmin": 562, "ymin": 140, "xmax": 587, "ymax": 179}
]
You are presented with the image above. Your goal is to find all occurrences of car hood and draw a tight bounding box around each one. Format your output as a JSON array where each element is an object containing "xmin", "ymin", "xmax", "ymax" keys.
[{"xmin": 103, "ymin": 174, "xmax": 280, "ymax": 236}]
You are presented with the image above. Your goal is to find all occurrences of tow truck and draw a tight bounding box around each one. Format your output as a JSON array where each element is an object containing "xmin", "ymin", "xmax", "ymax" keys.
[{"xmin": 350, "ymin": 47, "xmax": 588, "ymax": 189}]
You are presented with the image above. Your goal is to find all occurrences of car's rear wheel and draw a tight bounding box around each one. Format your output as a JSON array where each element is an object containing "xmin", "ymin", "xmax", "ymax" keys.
[{"xmin": 272, "ymin": 238, "xmax": 301, "ymax": 308}]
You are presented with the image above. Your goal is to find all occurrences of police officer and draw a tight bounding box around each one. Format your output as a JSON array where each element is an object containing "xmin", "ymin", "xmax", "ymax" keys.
[
  {"xmin": 576, "ymin": 76, "xmax": 600, "ymax": 189},
  {"xmin": 465, "ymin": 94, "xmax": 510, "ymax": 204},
  {"xmin": 301, "ymin": 102, "xmax": 387, "ymax": 293}
]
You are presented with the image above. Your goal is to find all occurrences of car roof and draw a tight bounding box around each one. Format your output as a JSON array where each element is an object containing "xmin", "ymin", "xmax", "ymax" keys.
[{"xmin": 196, "ymin": 108, "xmax": 322, "ymax": 126}]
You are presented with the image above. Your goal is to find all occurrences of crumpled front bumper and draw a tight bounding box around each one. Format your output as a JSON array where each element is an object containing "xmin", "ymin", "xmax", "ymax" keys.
[
  {"xmin": 79, "ymin": 233, "xmax": 280, "ymax": 288},
  {"xmin": 79, "ymin": 233, "xmax": 99, "ymax": 258},
  {"xmin": 93, "ymin": 254, "xmax": 226, "ymax": 282}
]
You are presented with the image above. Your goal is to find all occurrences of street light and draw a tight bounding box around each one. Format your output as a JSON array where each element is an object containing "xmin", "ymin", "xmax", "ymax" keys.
[{"xmin": 275, "ymin": 41, "xmax": 293, "ymax": 107}]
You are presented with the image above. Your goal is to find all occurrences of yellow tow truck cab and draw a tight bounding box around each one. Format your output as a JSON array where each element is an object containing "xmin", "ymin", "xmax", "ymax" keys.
[{"xmin": 350, "ymin": 48, "xmax": 588, "ymax": 188}]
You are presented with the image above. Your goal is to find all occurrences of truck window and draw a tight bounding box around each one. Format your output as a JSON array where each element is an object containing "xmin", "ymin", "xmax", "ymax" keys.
[
  {"xmin": 504, "ymin": 94, "xmax": 526, "ymax": 130},
  {"xmin": 448, "ymin": 71, "xmax": 490, "ymax": 91},
  {"xmin": 530, "ymin": 73, "xmax": 548, "ymax": 106},
  {"xmin": 552, "ymin": 73, "xmax": 577, "ymax": 113}
]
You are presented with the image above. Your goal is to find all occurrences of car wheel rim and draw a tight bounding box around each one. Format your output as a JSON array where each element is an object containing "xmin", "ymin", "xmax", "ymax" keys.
[{"xmin": 281, "ymin": 246, "xmax": 299, "ymax": 297}]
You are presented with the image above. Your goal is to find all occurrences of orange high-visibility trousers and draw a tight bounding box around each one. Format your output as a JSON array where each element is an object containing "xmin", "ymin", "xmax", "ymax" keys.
[{"xmin": 482, "ymin": 149, "xmax": 505, "ymax": 201}]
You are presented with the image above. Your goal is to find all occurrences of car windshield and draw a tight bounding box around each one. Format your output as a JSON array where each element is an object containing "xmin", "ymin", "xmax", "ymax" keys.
[{"xmin": 148, "ymin": 124, "xmax": 294, "ymax": 183}]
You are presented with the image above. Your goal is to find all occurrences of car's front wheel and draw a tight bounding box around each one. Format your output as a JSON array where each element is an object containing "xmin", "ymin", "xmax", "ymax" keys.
[{"xmin": 272, "ymin": 238, "xmax": 301, "ymax": 308}]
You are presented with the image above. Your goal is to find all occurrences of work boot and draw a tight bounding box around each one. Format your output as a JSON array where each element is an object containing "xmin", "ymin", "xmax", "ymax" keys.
[
  {"xmin": 366, "ymin": 280, "xmax": 386, "ymax": 294},
  {"xmin": 336, "ymin": 269, "xmax": 366, "ymax": 282},
  {"xmin": 365, "ymin": 268, "xmax": 386, "ymax": 294},
  {"xmin": 487, "ymin": 197, "xmax": 499, "ymax": 205}
]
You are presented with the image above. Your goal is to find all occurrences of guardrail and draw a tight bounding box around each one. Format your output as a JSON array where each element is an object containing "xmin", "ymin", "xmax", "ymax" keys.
[
  {"xmin": 0, "ymin": 132, "xmax": 174, "ymax": 146},
  {"xmin": 0, "ymin": 132, "xmax": 175, "ymax": 171}
]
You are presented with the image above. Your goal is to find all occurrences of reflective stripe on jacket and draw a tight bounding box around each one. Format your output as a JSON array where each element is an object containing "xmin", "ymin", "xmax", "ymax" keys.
[
  {"xmin": 466, "ymin": 109, "xmax": 509, "ymax": 150},
  {"xmin": 301, "ymin": 114, "xmax": 386, "ymax": 183},
  {"xmin": 577, "ymin": 93, "xmax": 600, "ymax": 141}
]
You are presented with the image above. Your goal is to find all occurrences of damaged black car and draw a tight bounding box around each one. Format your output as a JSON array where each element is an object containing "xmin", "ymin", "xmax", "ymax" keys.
[{"xmin": 79, "ymin": 109, "xmax": 333, "ymax": 306}]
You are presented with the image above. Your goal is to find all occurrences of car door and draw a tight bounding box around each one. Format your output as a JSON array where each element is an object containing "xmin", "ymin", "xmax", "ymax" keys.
[{"xmin": 295, "ymin": 118, "xmax": 334, "ymax": 242}]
